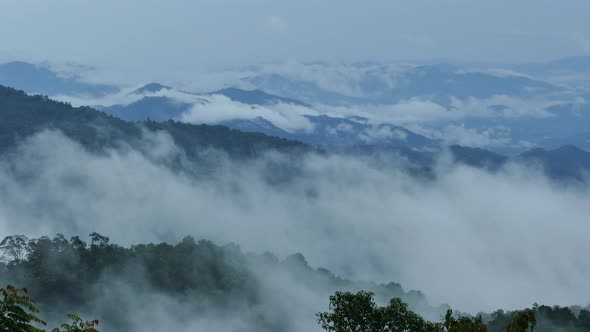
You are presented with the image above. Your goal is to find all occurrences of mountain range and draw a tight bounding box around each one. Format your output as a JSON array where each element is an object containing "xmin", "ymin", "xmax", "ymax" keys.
[
  {"xmin": 0, "ymin": 61, "xmax": 118, "ymax": 97},
  {"xmin": 0, "ymin": 85, "xmax": 309, "ymax": 162},
  {"xmin": 1, "ymin": 84, "xmax": 590, "ymax": 182},
  {"xmin": 1, "ymin": 57, "xmax": 590, "ymax": 163}
]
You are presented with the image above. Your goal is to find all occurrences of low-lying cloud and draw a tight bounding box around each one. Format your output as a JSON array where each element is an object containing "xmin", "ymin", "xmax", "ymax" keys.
[
  {"xmin": 46, "ymin": 65, "xmax": 577, "ymax": 151},
  {"xmin": 1, "ymin": 130, "xmax": 589, "ymax": 318},
  {"xmin": 180, "ymin": 94, "xmax": 317, "ymax": 133}
]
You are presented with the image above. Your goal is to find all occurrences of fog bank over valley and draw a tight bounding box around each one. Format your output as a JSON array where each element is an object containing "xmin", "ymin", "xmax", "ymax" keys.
[{"xmin": 1, "ymin": 130, "xmax": 588, "ymax": 315}]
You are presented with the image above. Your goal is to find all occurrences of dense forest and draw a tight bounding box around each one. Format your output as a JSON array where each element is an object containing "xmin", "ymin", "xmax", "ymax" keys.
[
  {"xmin": 0, "ymin": 234, "xmax": 436, "ymax": 331},
  {"xmin": 1, "ymin": 234, "xmax": 589, "ymax": 331}
]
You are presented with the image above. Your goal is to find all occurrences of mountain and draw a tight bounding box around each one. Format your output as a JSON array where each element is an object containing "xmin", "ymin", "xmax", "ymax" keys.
[
  {"xmin": 451, "ymin": 101, "xmax": 590, "ymax": 153},
  {"xmin": 241, "ymin": 63, "xmax": 561, "ymax": 105},
  {"xmin": 93, "ymin": 84, "xmax": 590, "ymax": 181},
  {"xmin": 98, "ymin": 96, "xmax": 193, "ymax": 122},
  {"xmin": 0, "ymin": 61, "xmax": 118, "ymax": 96},
  {"xmin": 211, "ymin": 87, "xmax": 308, "ymax": 106},
  {"xmin": 0, "ymin": 85, "xmax": 310, "ymax": 160},
  {"xmin": 382, "ymin": 65, "xmax": 556, "ymax": 102},
  {"xmin": 517, "ymin": 145, "xmax": 590, "ymax": 180},
  {"xmin": 512, "ymin": 56, "xmax": 590, "ymax": 77},
  {"xmin": 99, "ymin": 85, "xmax": 438, "ymax": 151},
  {"xmin": 552, "ymin": 131, "xmax": 590, "ymax": 151},
  {"xmin": 448, "ymin": 145, "xmax": 508, "ymax": 170},
  {"xmin": 236, "ymin": 62, "xmax": 589, "ymax": 153},
  {"xmin": 445, "ymin": 144, "xmax": 590, "ymax": 181},
  {"xmin": 131, "ymin": 82, "xmax": 172, "ymax": 95},
  {"xmin": 3, "ymin": 83, "xmax": 590, "ymax": 181},
  {"xmin": 243, "ymin": 73, "xmax": 373, "ymax": 105},
  {"xmin": 222, "ymin": 115, "xmax": 438, "ymax": 151},
  {"xmin": 4, "ymin": 60, "xmax": 584, "ymax": 155},
  {"xmin": 101, "ymin": 85, "xmax": 312, "ymax": 123}
]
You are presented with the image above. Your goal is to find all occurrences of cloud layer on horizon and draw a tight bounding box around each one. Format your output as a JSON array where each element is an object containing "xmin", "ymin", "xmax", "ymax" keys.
[{"xmin": 1, "ymin": 1, "xmax": 590, "ymax": 85}]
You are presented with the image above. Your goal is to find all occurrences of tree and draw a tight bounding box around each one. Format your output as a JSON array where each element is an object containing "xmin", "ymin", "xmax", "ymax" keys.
[
  {"xmin": 317, "ymin": 291, "xmax": 385, "ymax": 332},
  {"xmin": 88, "ymin": 233, "xmax": 109, "ymax": 248},
  {"xmin": 51, "ymin": 314, "xmax": 99, "ymax": 332},
  {"xmin": 317, "ymin": 291, "xmax": 491, "ymax": 332},
  {"xmin": 443, "ymin": 309, "xmax": 487, "ymax": 332},
  {"xmin": 0, "ymin": 285, "xmax": 46, "ymax": 332},
  {"xmin": 578, "ymin": 310, "xmax": 590, "ymax": 330},
  {"xmin": 504, "ymin": 308, "xmax": 536, "ymax": 332},
  {"xmin": 0, "ymin": 235, "xmax": 30, "ymax": 263},
  {"xmin": 317, "ymin": 291, "xmax": 441, "ymax": 332},
  {"xmin": 0, "ymin": 285, "xmax": 99, "ymax": 332},
  {"xmin": 382, "ymin": 298, "xmax": 442, "ymax": 332}
]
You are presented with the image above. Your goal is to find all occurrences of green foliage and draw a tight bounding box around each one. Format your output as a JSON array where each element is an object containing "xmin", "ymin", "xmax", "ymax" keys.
[
  {"xmin": 443, "ymin": 309, "xmax": 488, "ymax": 332},
  {"xmin": 579, "ymin": 310, "xmax": 590, "ymax": 330},
  {"xmin": 0, "ymin": 285, "xmax": 46, "ymax": 332},
  {"xmin": 0, "ymin": 285, "xmax": 99, "ymax": 332},
  {"xmin": 3, "ymin": 232, "xmax": 590, "ymax": 332},
  {"xmin": 488, "ymin": 304, "xmax": 590, "ymax": 332},
  {"xmin": 317, "ymin": 291, "xmax": 443, "ymax": 332},
  {"xmin": 318, "ymin": 291, "xmax": 557, "ymax": 332},
  {"xmin": 1, "ymin": 233, "xmax": 260, "ymax": 315},
  {"xmin": 2, "ymin": 233, "xmax": 440, "ymax": 331},
  {"xmin": 51, "ymin": 314, "xmax": 99, "ymax": 332},
  {"xmin": 317, "ymin": 291, "xmax": 385, "ymax": 332},
  {"xmin": 505, "ymin": 308, "xmax": 536, "ymax": 332}
]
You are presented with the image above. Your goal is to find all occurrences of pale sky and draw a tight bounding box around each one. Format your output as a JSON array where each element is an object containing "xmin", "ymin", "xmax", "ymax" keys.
[{"xmin": 1, "ymin": 0, "xmax": 589, "ymax": 83}]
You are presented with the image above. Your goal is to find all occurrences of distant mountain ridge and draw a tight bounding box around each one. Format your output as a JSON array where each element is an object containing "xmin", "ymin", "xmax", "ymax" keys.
[
  {"xmin": 97, "ymin": 96, "xmax": 192, "ymax": 122},
  {"xmin": 242, "ymin": 63, "xmax": 562, "ymax": 106},
  {"xmin": 0, "ymin": 61, "xmax": 118, "ymax": 96},
  {"xmin": 210, "ymin": 87, "xmax": 309, "ymax": 106},
  {"xmin": 5, "ymin": 59, "xmax": 590, "ymax": 153},
  {"xmin": 2, "ymin": 84, "xmax": 590, "ymax": 182},
  {"xmin": 131, "ymin": 82, "xmax": 172, "ymax": 94},
  {"xmin": 0, "ymin": 85, "xmax": 310, "ymax": 162},
  {"xmin": 100, "ymin": 84, "xmax": 440, "ymax": 151},
  {"xmin": 221, "ymin": 114, "xmax": 438, "ymax": 151}
]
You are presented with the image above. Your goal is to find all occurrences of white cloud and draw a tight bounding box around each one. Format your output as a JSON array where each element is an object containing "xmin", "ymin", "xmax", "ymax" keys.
[
  {"xmin": 450, "ymin": 95, "xmax": 556, "ymax": 119},
  {"xmin": 52, "ymin": 86, "xmax": 564, "ymax": 149},
  {"xmin": 317, "ymin": 99, "xmax": 455, "ymax": 125},
  {"xmin": 325, "ymin": 122, "xmax": 354, "ymax": 136},
  {"xmin": 235, "ymin": 61, "xmax": 411, "ymax": 98},
  {"xmin": 358, "ymin": 126, "xmax": 408, "ymax": 144},
  {"xmin": 314, "ymin": 95, "xmax": 557, "ymax": 130},
  {"xmin": 179, "ymin": 94, "xmax": 317, "ymax": 133},
  {"xmin": 1, "ymin": 130, "xmax": 590, "ymax": 315},
  {"xmin": 408, "ymin": 124, "xmax": 514, "ymax": 148}
]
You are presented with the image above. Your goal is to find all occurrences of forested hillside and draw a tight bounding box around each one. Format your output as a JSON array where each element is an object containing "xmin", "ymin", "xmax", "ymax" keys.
[
  {"xmin": 2, "ymin": 234, "xmax": 589, "ymax": 331},
  {"xmin": 0, "ymin": 85, "xmax": 310, "ymax": 159},
  {"xmin": 0, "ymin": 234, "xmax": 437, "ymax": 331},
  {"xmin": 2, "ymin": 85, "xmax": 590, "ymax": 182}
]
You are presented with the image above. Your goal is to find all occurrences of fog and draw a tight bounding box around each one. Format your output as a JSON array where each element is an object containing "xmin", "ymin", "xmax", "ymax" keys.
[{"xmin": 1, "ymin": 130, "xmax": 589, "ymax": 328}]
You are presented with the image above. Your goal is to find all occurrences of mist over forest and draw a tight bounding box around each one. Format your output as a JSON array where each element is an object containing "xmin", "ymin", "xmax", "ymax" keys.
[{"xmin": 2, "ymin": 1, "xmax": 590, "ymax": 331}]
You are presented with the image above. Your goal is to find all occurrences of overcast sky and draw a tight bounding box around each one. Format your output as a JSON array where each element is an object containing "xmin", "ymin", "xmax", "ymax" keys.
[{"xmin": 1, "ymin": 0, "xmax": 589, "ymax": 82}]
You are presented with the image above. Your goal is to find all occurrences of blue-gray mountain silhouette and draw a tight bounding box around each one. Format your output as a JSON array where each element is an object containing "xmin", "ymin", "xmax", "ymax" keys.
[{"xmin": 0, "ymin": 61, "xmax": 118, "ymax": 96}]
